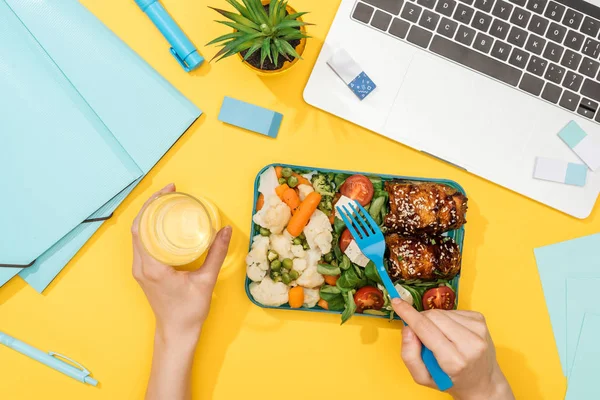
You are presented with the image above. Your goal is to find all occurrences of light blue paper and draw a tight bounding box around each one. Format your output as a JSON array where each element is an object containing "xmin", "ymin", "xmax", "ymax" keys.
[
  {"xmin": 566, "ymin": 278, "xmax": 600, "ymax": 377},
  {"xmin": 565, "ymin": 313, "xmax": 600, "ymax": 400},
  {"xmin": 558, "ymin": 120, "xmax": 587, "ymax": 149},
  {"xmin": 534, "ymin": 233, "xmax": 600, "ymax": 377},
  {"xmin": 564, "ymin": 163, "xmax": 588, "ymax": 187}
]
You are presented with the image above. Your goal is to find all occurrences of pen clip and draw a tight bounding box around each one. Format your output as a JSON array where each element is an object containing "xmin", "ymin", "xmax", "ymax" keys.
[
  {"xmin": 48, "ymin": 352, "xmax": 90, "ymax": 376},
  {"xmin": 169, "ymin": 48, "xmax": 191, "ymax": 72}
]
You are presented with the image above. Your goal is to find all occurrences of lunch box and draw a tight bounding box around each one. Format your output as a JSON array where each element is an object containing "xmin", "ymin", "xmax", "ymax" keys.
[{"xmin": 245, "ymin": 163, "xmax": 466, "ymax": 320}]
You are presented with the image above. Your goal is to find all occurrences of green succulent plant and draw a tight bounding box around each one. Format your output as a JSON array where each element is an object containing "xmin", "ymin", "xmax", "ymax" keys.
[{"xmin": 207, "ymin": 0, "xmax": 310, "ymax": 68}]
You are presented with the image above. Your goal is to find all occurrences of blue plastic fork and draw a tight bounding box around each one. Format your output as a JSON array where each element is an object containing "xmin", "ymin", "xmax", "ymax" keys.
[{"xmin": 336, "ymin": 201, "xmax": 454, "ymax": 392}]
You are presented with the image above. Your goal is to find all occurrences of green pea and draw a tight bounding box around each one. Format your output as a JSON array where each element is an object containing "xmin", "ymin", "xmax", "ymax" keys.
[
  {"xmin": 273, "ymin": 275, "xmax": 282, "ymax": 283},
  {"xmin": 299, "ymin": 232, "xmax": 306, "ymax": 240},
  {"xmin": 281, "ymin": 167, "xmax": 293, "ymax": 178},
  {"xmin": 287, "ymin": 176, "xmax": 299, "ymax": 188},
  {"xmin": 271, "ymin": 260, "xmax": 282, "ymax": 272},
  {"xmin": 324, "ymin": 253, "xmax": 334, "ymax": 263},
  {"xmin": 303, "ymin": 243, "xmax": 310, "ymax": 250},
  {"xmin": 270, "ymin": 271, "xmax": 281, "ymax": 279},
  {"xmin": 259, "ymin": 227, "xmax": 270, "ymax": 236},
  {"xmin": 278, "ymin": 177, "xmax": 287, "ymax": 185},
  {"xmin": 331, "ymin": 259, "xmax": 338, "ymax": 267},
  {"xmin": 281, "ymin": 273, "xmax": 292, "ymax": 285},
  {"xmin": 282, "ymin": 258, "xmax": 293, "ymax": 270},
  {"xmin": 289, "ymin": 270, "xmax": 299, "ymax": 280},
  {"xmin": 292, "ymin": 237, "xmax": 303, "ymax": 246}
]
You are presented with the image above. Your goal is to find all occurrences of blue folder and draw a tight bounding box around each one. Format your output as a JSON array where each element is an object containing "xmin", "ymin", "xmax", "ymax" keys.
[{"xmin": 0, "ymin": 0, "xmax": 201, "ymax": 290}]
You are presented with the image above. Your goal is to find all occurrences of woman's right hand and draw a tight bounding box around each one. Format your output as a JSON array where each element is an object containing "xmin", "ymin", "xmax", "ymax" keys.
[{"xmin": 391, "ymin": 299, "xmax": 515, "ymax": 400}]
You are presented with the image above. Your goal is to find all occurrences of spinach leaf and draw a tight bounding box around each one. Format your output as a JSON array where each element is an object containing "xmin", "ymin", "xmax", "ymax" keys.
[
  {"xmin": 353, "ymin": 264, "xmax": 364, "ymax": 278},
  {"xmin": 369, "ymin": 177, "xmax": 384, "ymax": 191},
  {"xmin": 327, "ymin": 295, "xmax": 346, "ymax": 311},
  {"xmin": 337, "ymin": 266, "xmax": 360, "ymax": 289},
  {"xmin": 317, "ymin": 263, "xmax": 341, "ymax": 276},
  {"xmin": 320, "ymin": 285, "xmax": 342, "ymax": 302},
  {"xmin": 401, "ymin": 285, "xmax": 424, "ymax": 311},
  {"xmin": 369, "ymin": 196, "xmax": 386, "ymax": 225},
  {"xmin": 334, "ymin": 173, "xmax": 350, "ymax": 189},
  {"xmin": 341, "ymin": 291, "xmax": 357, "ymax": 324},
  {"xmin": 365, "ymin": 261, "xmax": 382, "ymax": 284},
  {"xmin": 339, "ymin": 255, "xmax": 352, "ymax": 271},
  {"xmin": 336, "ymin": 280, "xmax": 352, "ymax": 292},
  {"xmin": 333, "ymin": 217, "xmax": 346, "ymax": 235}
]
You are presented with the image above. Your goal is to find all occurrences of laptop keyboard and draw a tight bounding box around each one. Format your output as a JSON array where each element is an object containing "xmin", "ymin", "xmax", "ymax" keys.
[{"xmin": 351, "ymin": 0, "xmax": 600, "ymax": 122}]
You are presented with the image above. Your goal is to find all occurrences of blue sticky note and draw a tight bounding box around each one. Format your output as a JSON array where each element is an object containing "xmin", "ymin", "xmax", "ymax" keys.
[
  {"xmin": 218, "ymin": 97, "xmax": 282, "ymax": 138},
  {"xmin": 564, "ymin": 162, "xmax": 588, "ymax": 186},
  {"xmin": 566, "ymin": 278, "xmax": 600, "ymax": 377},
  {"xmin": 565, "ymin": 314, "xmax": 600, "ymax": 400},
  {"xmin": 558, "ymin": 121, "xmax": 587, "ymax": 149},
  {"xmin": 534, "ymin": 233, "xmax": 600, "ymax": 376},
  {"xmin": 348, "ymin": 71, "xmax": 376, "ymax": 100}
]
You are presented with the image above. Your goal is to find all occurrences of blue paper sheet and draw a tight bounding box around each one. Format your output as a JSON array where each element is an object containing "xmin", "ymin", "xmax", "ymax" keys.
[
  {"xmin": 534, "ymin": 233, "xmax": 600, "ymax": 376},
  {"xmin": 565, "ymin": 313, "xmax": 600, "ymax": 400}
]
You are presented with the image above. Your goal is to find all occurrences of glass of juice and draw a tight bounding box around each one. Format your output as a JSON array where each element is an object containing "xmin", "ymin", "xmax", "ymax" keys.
[{"xmin": 138, "ymin": 192, "xmax": 220, "ymax": 266}]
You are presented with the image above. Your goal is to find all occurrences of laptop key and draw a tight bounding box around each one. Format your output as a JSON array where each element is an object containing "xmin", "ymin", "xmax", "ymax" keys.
[
  {"xmin": 563, "ymin": 70, "xmax": 584, "ymax": 91},
  {"xmin": 509, "ymin": 0, "xmax": 526, "ymax": 6},
  {"xmin": 371, "ymin": 10, "xmax": 393, "ymax": 30},
  {"xmin": 491, "ymin": 40, "xmax": 512, "ymax": 60},
  {"xmin": 491, "ymin": 0, "xmax": 512, "ymax": 20},
  {"xmin": 474, "ymin": 0, "xmax": 494, "ymax": 13},
  {"xmin": 437, "ymin": 17, "xmax": 458, "ymax": 37},
  {"xmin": 419, "ymin": 9, "xmax": 441, "ymax": 29},
  {"xmin": 541, "ymin": 82, "xmax": 562, "ymax": 103},
  {"xmin": 543, "ymin": 41, "xmax": 564, "ymax": 62},
  {"xmin": 511, "ymin": 8, "xmax": 531, "ymax": 28},
  {"xmin": 519, "ymin": 73, "xmax": 544, "ymax": 95},
  {"xmin": 579, "ymin": 57, "xmax": 600, "ymax": 78},
  {"xmin": 456, "ymin": 24, "xmax": 477, "ymax": 45},
  {"xmin": 453, "ymin": 3, "xmax": 474, "ymax": 24},
  {"xmin": 561, "ymin": 49, "xmax": 582, "ymax": 70},
  {"xmin": 526, "ymin": 0, "xmax": 546, "ymax": 14},
  {"xmin": 474, "ymin": 32, "xmax": 495, "ymax": 53},
  {"xmin": 582, "ymin": 38, "xmax": 600, "ymax": 59},
  {"xmin": 472, "ymin": 11, "xmax": 492, "ymax": 31},
  {"xmin": 544, "ymin": 63, "xmax": 565, "ymax": 83},
  {"xmin": 490, "ymin": 19, "xmax": 510, "ymax": 40},
  {"xmin": 407, "ymin": 24, "xmax": 434, "ymax": 47},
  {"xmin": 528, "ymin": 15, "xmax": 549, "ymax": 36},
  {"xmin": 559, "ymin": 90, "xmax": 580, "ymax": 111},
  {"xmin": 564, "ymin": 30, "xmax": 584, "ymax": 52},
  {"xmin": 363, "ymin": 0, "xmax": 404, "ymax": 15},
  {"xmin": 577, "ymin": 98, "xmax": 598, "ymax": 119},
  {"xmin": 509, "ymin": 47, "xmax": 530, "ymax": 68},
  {"xmin": 418, "ymin": 0, "xmax": 437, "ymax": 9},
  {"xmin": 429, "ymin": 35, "xmax": 522, "ymax": 85},
  {"xmin": 401, "ymin": 2, "xmax": 423, "ymax": 22},
  {"xmin": 389, "ymin": 17, "xmax": 411, "ymax": 38},
  {"xmin": 353, "ymin": 3, "xmax": 375, "ymax": 23},
  {"xmin": 436, "ymin": 0, "xmax": 457, "ymax": 16},
  {"xmin": 508, "ymin": 26, "xmax": 528, "ymax": 47},
  {"xmin": 544, "ymin": 1, "xmax": 565, "ymax": 22},
  {"xmin": 525, "ymin": 34, "xmax": 546, "ymax": 55},
  {"xmin": 546, "ymin": 22, "xmax": 566, "ymax": 43},
  {"xmin": 526, "ymin": 55, "xmax": 547, "ymax": 76},
  {"xmin": 580, "ymin": 16, "xmax": 600, "ymax": 37},
  {"xmin": 460, "ymin": 0, "xmax": 474, "ymax": 5},
  {"xmin": 562, "ymin": 9, "xmax": 583, "ymax": 30}
]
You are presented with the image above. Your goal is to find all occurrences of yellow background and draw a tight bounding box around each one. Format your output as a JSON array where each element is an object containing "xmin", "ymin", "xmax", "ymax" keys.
[{"xmin": 1, "ymin": 0, "xmax": 599, "ymax": 398}]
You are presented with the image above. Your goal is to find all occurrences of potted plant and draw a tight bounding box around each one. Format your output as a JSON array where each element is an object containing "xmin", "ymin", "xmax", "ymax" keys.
[{"xmin": 207, "ymin": 0, "xmax": 310, "ymax": 75}]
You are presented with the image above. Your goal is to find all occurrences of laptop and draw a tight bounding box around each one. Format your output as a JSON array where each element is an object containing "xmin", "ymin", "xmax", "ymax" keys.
[{"xmin": 304, "ymin": 0, "xmax": 600, "ymax": 218}]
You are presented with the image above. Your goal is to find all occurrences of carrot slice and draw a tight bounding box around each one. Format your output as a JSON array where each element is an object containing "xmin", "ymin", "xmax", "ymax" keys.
[
  {"xmin": 275, "ymin": 166, "xmax": 283, "ymax": 179},
  {"xmin": 275, "ymin": 184, "xmax": 289, "ymax": 199},
  {"xmin": 318, "ymin": 299, "xmax": 329, "ymax": 310},
  {"xmin": 324, "ymin": 275, "xmax": 339, "ymax": 286},
  {"xmin": 286, "ymin": 192, "xmax": 322, "ymax": 237},
  {"xmin": 256, "ymin": 193, "xmax": 265, "ymax": 211},
  {"xmin": 292, "ymin": 173, "xmax": 311, "ymax": 186},
  {"xmin": 289, "ymin": 286, "xmax": 304, "ymax": 308},
  {"xmin": 282, "ymin": 188, "xmax": 301, "ymax": 214}
]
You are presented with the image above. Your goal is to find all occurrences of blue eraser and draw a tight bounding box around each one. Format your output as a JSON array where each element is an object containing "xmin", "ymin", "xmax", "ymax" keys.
[
  {"xmin": 348, "ymin": 72, "xmax": 376, "ymax": 100},
  {"xmin": 218, "ymin": 97, "xmax": 282, "ymax": 138},
  {"xmin": 327, "ymin": 48, "xmax": 376, "ymax": 101}
]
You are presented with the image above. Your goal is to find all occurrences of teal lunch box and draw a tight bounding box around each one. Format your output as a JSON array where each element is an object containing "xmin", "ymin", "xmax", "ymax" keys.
[{"xmin": 245, "ymin": 163, "xmax": 466, "ymax": 320}]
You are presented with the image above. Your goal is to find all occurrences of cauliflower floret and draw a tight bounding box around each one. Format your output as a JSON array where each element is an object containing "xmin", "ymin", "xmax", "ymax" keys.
[
  {"xmin": 270, "ymin": 233, "xmax": 293, "ymax": 260},
  {"xmin": 303, "ymin": 210, "xmax": 333, "ymax": 255},
  {"xmin": 297, "ymin": 184, "xmax": 314, "ymax": 201},
  {"xmin": 245, "ymin": 235, "xmax": 270, "ymax": 282},
  {"xmin": 253, "ymin": 195, "xmax": 291, "ymax": 234},
  {"xmin": 296, "ymin": 264, "xmax": 324, "ymax": 288},
  {"xmin": 303, "ymin": 288, "xmax": 320, "ymax": 308},
  {"xmin": 291, "ymin": 244, "xmax": 306, "ymax": 258},
  {"xmin": 250, "ymin": 278, "xmax": 289, "ymax": 307},
  {"xmin": 292, "ymin": 258, "xmax": 308, "ymax": 273},
  {"xmin": 304, "ymin": 249, "xmax": 322, "ymax": 268}
]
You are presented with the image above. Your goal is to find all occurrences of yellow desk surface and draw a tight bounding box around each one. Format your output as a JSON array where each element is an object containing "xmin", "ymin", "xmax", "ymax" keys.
[{"xmin": 1, "ymin": 0, "xmax": 599, "ymax": 399}]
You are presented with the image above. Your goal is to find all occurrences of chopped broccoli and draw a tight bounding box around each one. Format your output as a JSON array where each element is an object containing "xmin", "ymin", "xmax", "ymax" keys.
[
  {"xmin": 311, "ymin": 174, "xmax": 335, "ymax": 197},
  {"xmin": 318, "ymin": 195, "xmax": 333, "ymax": 216}
]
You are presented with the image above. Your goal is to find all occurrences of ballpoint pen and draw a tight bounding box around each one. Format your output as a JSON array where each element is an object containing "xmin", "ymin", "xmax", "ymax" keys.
[{"xmin": 0, "ymin": 331, "xmax": 98, "ymax": 386}]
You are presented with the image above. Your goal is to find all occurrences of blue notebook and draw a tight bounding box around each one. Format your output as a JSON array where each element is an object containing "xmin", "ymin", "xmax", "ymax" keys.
[{"xmin": 0, "ymin": 0, "xmax": 201, "ymax": 289}]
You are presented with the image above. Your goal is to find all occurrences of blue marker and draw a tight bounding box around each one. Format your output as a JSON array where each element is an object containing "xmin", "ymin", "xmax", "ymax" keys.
[
  {"xmin": 135, "ymin": 0, "xmax": 204, "ymax": 72},
  {"xmin": 0, "ymin": 331, "xmax": 98, "ymax": 386}
]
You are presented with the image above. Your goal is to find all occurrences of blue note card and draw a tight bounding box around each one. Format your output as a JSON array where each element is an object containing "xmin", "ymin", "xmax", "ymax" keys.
[
  {"xmin": 534, "ymin": 233, "xmax": 600, "ymax": 376},
  {"xmin": 565, "ymin": 313, "xmax": 600, "ymax": 400},
  {"xmin": 218, "ymin": 96, "xmax": 282, "ymax": 138}
]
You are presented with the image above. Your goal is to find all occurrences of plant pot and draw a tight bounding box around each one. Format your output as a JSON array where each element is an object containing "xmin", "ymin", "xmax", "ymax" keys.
[{"xmin": 237, "ymin": 1, "xmax": 307, "ymax": 76}]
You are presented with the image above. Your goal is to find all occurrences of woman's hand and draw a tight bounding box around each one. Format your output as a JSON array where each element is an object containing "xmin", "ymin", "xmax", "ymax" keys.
[
  {"xmin": 392, "ymin": 299, "xmax": 514, "ymax": 400},
  {"xmin": 131, "ymin": 184, "xmax": 232, "ymax": 340}
]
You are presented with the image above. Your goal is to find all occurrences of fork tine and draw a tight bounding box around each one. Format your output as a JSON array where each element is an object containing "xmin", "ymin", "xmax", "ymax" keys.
[
  {"xmin": 337, "ymin": 205, "xmax": 363, "ymax": 241},
  {"xmin": 352, "ymin": 202, "xmax": 379, "ymax": 234},
  {"xmin": 342, "ymin": 205, "xmax": 370, "ymax": 238},
  {"xmin": 348, "ymin": 202, "xmax": 374, "ymax": 235}
]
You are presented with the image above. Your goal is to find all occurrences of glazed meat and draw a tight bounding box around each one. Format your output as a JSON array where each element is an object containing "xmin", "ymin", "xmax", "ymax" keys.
[
  {"xmin": 384, "ymin": 181, "xmax": 468, "ymax": 235},
  {"xmin": 385, "ymin": 234, "xmax": 461, "ymax": 281}
]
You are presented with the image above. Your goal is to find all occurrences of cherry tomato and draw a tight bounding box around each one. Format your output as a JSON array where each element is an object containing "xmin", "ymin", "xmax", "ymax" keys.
[
  {"xmin": 340, "ymin": 175, "xmax": 374, "ymax": 206},
  {"xmin": 354, "ymin": 286, "xmax": 385, "ymax": 313},
  {"xmin": 422, "ymin": 286, "xmax": 456, "ymax": 310},
  {"xmin": 339, "ymin": 229, "xmax": 353, "ymax": 252}
]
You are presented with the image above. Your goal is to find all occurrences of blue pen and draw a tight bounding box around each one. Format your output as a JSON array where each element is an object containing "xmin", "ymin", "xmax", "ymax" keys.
[
  {"xmin": 0, "ymin": 331, "xmax": 98, "ymax": 386},
  {"xmin": 134, "ymin": 0, "xmax": 204, "ymax": 72}
]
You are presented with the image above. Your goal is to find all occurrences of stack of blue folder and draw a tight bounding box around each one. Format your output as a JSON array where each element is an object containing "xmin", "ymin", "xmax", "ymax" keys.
[{"xmin": 0, "ymin": 0, "xmax": 201, "ymax": 292}]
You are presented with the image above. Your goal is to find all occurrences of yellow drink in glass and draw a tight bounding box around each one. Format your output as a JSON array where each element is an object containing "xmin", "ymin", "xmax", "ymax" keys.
[{"xmin": 139, "ymin": 192, "xmax": 220, "ymax": 266}]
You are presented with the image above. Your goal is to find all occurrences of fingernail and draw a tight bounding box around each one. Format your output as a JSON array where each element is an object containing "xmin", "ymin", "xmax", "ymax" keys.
[
  {"xmin": 392, "ymin": 298, "xmax": 403, "ymax": 306},
  {"xmin": 165, "ymin": 183, "xmax": 175, "ymax": 190},
  {"xmin": 221, "ymin": 226, "xmax": 232, "ymax": 241},
  {"xmin": 402, "ymin": 327, "xmax": 414, "ymax": 343}
]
